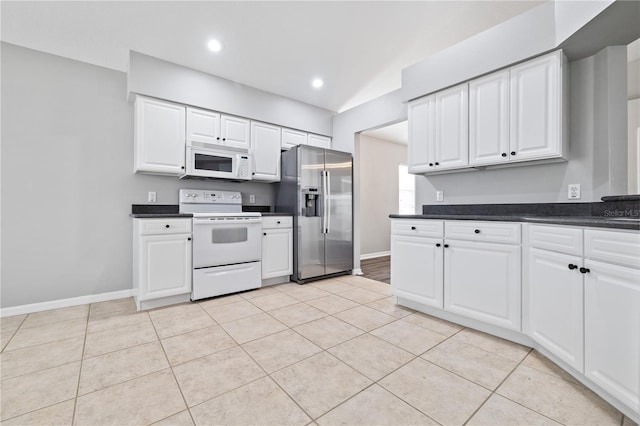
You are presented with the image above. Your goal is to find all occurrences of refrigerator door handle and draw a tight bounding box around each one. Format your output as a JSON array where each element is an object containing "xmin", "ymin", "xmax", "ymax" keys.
[
  {"xmin": 322, "ymin": 170, "xmax": 328, "ymax": 234},
  {"xmin": 326, "ymin": 170, "xmax": 331, "ymax": 233}
]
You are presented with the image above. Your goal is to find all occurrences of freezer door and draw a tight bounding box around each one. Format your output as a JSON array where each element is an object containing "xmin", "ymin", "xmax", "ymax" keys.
[
  {"xmin": 297, "ymin": 146, "xmax": 327, "ymax": 280},
  {"xmin": 324, "ymin": 149, "xmax": 353, "ymax": 275}
]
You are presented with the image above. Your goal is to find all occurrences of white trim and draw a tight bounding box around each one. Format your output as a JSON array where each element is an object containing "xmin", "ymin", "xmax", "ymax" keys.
[
  {"xmin": 0, "ymin": 289, "xmax": 135, "ymax": 317},
  {"xmin": 360, "ymin": 251, "xmax": 391, "ymax": 260},
  {"xmin": 352, "ymin": 268, "xmax": 364, "ymax": 276}
]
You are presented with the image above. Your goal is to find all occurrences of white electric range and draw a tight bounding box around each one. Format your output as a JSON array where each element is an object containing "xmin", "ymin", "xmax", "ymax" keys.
[{"xmin": 179, "ymin": 189, "xmax": 262, "ymax": 300}]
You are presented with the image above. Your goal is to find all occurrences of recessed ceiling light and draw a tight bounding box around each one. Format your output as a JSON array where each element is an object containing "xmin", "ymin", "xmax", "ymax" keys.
[
  {"xmin": 207, "ymin": 39, "xmax": 223, "ymax": 53},
  {"xmin": 312, "ymin": 78, "xmax": 324, "ymax": 89}
]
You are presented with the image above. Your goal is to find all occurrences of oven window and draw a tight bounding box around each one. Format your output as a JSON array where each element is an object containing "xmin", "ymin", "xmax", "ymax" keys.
[
  {"xmin": 211, "ymin": 228, "xmax": 248, "ymax": 244},
  {"xmin": 195, "ymin": 153, "xmax": 233, "ymax": 172}
]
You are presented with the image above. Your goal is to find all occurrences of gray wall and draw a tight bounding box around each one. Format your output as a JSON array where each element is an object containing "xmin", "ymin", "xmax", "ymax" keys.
[
  {"xmin": 0, "ymin": 43, "xmax": 275, "ymax": 308},
  {"xmin": 358, "ymin": 135, "xmax": 407, "ymax": 256},
  {"xmin": 415, "ymin": 46, "xmax": 628, "ymax": 206},
  {"xmin": 128, "ymin": 51, "xmax": 335, "ymax": 136}
]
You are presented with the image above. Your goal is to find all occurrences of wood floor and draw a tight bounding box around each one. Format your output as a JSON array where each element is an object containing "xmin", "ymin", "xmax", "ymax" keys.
[{"xmin": 360, "ymin": 255, "xmax": 390, "ymax": 284}]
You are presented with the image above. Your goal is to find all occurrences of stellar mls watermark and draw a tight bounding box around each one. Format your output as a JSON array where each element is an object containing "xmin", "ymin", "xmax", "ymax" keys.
[{"xmin": 603, "ymin": 209, "xmax": 640, "ymax": 217}]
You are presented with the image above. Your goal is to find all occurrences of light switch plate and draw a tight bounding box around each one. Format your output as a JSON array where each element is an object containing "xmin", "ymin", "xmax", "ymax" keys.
[
  {"xmin": 249, "ymin": 194, "xmax": 256, "ymax": 204},
  {"xmin": 436, "ymin": 191, "xmax": 444, "ymax": 202},
  {"xmin": 148, "ymin": 191, "xmax": 157, "ymax": 203}
]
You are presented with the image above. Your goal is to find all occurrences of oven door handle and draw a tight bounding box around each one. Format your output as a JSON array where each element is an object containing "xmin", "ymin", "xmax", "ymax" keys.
[{"xmin": 193, "ymin": 218, "xmax": 262, "ymax": 225}]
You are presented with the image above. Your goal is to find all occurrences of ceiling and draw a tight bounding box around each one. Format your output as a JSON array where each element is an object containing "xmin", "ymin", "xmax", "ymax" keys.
[{"xmin": 1, "ymin": 1, "xmax": 543, "ymax": 113}]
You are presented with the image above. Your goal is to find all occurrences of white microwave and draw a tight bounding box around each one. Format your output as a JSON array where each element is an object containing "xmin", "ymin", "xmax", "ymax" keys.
[{"xmin": 184, "ymin": 146, "xmax": 252, "ymax": 180}]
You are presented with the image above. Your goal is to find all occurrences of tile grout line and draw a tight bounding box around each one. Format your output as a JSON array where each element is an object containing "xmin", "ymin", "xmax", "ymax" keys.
[
  {"xmin": 70, "ymin": 305, "xmax": 91, "ymax": 426},
  {"xmin": 147, "ymin": 310, "xmax": 197, "ymax": 426}
]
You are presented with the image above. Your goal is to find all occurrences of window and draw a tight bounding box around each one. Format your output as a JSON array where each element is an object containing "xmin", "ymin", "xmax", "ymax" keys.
[{"xmin": 398, "ymin": 164, "xmax": 415, "ymax": 214}]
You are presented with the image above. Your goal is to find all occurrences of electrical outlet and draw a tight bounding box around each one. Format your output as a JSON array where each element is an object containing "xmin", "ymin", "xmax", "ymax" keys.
[
  {"xmin": 249, "ymin": 194, "xmax": 256, "ymax": 204},
  {"xmin": 568, "ymin": 184, "xmax": 581, "ymax": 200},
  {"xmin": 436, "ymin": 191, "xmax": 444, "ymax": 202},
  {"xmin": 148, "ymin": 191, "xmax": 157, "ymax": 203}
]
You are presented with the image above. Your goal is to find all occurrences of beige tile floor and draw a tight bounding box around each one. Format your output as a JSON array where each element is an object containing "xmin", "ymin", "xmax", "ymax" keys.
[{"xmin": 0, "ymin": 275, "xmax": 636, "ymax": 426}]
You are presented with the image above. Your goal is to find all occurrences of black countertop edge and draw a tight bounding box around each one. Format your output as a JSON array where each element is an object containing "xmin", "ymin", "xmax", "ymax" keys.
[
  {"xmin": 131, "ymin": 213, "xmax": 193, "ymax": 218},
  {"xmin": 260, "ymin": 212, "xmax": 294, "ymax": 216},
  {"xmin": 601, "ymin": 195, "xmax": 640, "ymax": 202},
  {"xmin": 389, "ymin": 214, "xmax": 640, "ymax": 230},
  {"xmin": 132, "ymin": 204, "xmax": 180, "ymax": 215}
]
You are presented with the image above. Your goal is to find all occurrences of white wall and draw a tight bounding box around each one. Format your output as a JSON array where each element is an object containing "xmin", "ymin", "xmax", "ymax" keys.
[
  {"xmin": 128, "ymin": 51, "xmax": 334, "ymax": 136},
  {"xmin": 358, "ymin": 135, "xmax": 407, "ymax": 257},
  {"xmin": 0, "ymin": 43, "xmax": 275, "ymax": 308}
]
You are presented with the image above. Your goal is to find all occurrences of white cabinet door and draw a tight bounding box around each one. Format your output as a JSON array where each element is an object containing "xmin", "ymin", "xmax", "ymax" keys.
[
  {"xmin": 435, "ymin": 83, "xmax": 468, "ymax": 170},
  {"xmin": 307, "ymin": 134, "xmax": 331, "ymax": 149},
  {"xmin": 584, "ymin": 259, "xmax": 640, "ymax": 412},
  {"xmin": 221, "ymin": 115, "xmax": 251, "ymax": 150},
  {"xmin": 469, "ymin": 70, "xmax": 510, "ymax": 166},
  {"xmin": 282, "ymin": 128, "xmax": 307, "ymax": 150},
  {"xmin": 138, "ymin": 234, "xmax": 192, "ymax": 301},
  {"xmin": 262, "ymin": 228, "xmax": 293, "ymax": 279},
  {"xmin": 527, "ymin": 248, "xmax": 584, "ymax": 371},
  {"xmin": 444, "ymin": 240, "xmax": 521, "ymax": 330},
  {"xmin": 391, "ymin": 235, "xmax": 443, "ymax": 308},
  {"xmin": 186, "ymin": 107, "xmax": 220, "ymax": 145},
  {"xmin": 408, "ymin": 96, "xmax": 436, "ymax": 173},
  {"xmin": 510, "ymin": 50, "xmax": 563, "ymax": 161},
  {"xmin": 251, "ymin": 121, "xmax": 281, "ymax": 182},
  {"xmin": 134, "ymin": 96, "xmax": 186, "ymax": 175}
]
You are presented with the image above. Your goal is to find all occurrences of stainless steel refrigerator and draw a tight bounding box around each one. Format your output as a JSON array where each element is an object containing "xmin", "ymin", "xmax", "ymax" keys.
[{"xmin": 276, "ymin": 145, "xmax": 353, "ymax": 283}]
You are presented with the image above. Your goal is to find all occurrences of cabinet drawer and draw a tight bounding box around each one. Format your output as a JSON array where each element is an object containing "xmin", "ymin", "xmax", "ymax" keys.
[
  {"xmin": 445, "ymin": 221, "xmax": 520, "ymax": 244},
  {"xmin": 391, "ymin": 220, "xmax": 443, "ymax": 238},
  {"xmin": 137, "ymin": 218, "xmax": 192, "ymax": 235},
  {"xmin": 262, "ymin": 216, "xmax": 293, "ymax": 229},
  {"xmin": 585, "ymin": 229, "xmax": 640, "ymax": 269},
  {"xmin": 528, "ymin": 224, "xmax": 583, "ymax": 256}
]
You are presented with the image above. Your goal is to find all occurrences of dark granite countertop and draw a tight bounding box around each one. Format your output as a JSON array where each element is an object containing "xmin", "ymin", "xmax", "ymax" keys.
[
  {"xmin": 389, "ymin": 214, "xmax": 639, "ymax": 230},
  {"xmin": 131, "ymin": 213, "xmax": 193, "ymax": 218},
  {"xmin": 389, "ymin": 200, "xmax": 640, "ymax": 230},
  {"xmin": 260, "ymin": 212, "xmax": 294, "ymax": 217}
]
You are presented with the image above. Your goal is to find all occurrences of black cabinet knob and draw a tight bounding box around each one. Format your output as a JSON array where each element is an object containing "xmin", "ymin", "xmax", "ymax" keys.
[
  {"xmin": 223, "ymin": 138, "xmax": 226, "ymax": 141},
  {"xmin": 277, "ymin": 221, "xmax": 281, "ymax": 224},
  {"xmin": 429, "ymin": 163, "xmax": 434, "ymax": 166},
  {"xmin": 501, "ymin": 153, "xmax": 507, "ymax": 157},
  {"xmin": 511, "ymin": 151, "xmax": 516, "ymax": 156},
  {"xmin": 444, "ymin": 244, "xmax": 449, "ymax": 248},
  {"xmin": 181, "ymin": 166, "xmax": 185, "ymax": 169},
  {"xmin": 165, "ymin": 225, "xmax": 170, "ymax": 228},
  {"xmin": 435, "ymin": 162, "xmax": 440, "ymax": 166},
  {"xmin": 263, "ymin": 232, "xmax": 267, "ymax": 236},
  {"xmin": 580, "ymin": 267, "xmax": 591, "ymax": 274},
  {"xmin": 216, "ymin": 137, "xmax": 220, "ymax": 140},
  {"xmin": 436, "ymin": 243, "xmax": 441, "ymax": 247},
  {"xmin": 411, "ymin": 226, "xmax": 416, "ymax": 230},
  {"xmin": 474, "ymin": 229, "xmax": 480, "ymax": 234},
  {"xmin": 568, "ymin": 264, "xmax": 578, "ymax": 270},
  {"xmin": 187, "ymin": 237, "xmax": 191, "ymax": 241}
]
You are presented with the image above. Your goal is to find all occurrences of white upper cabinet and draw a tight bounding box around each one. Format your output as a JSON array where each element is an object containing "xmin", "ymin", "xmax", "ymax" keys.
[
  {"xmin": 510, "ymin": 50, "xmax": 565, "ymax": 161},
  {"xmin": 186, "ymin": 107, "xmax": 220, "ymax": 145},
  {"xmin": 435, "ymin": 83, "xmax": 469, "ymax": 170},
  {"xmin": 469, "ymin": 70, "xmax": 510, "ymax": 166},
  {"xmin": 408, "ymin": 95, "xmax": 436, "ymax": 173},
  {"xmin": 134, "ymin": 96, "xmax": 186, "ymax": 175},
  {"xmin": 307, "ymin": 133, "xmax": 331, "ymax": 149},
  {"xmin": 250, "ymin": 121, "xmax": 281, "ymax": 182},
  {"xmin": 220, "ymin": 115, "xmax": 251, "ymax": 150},
  {"xmin": 282, "ymin": 128, "xmax": 307, "ymax": 150}
]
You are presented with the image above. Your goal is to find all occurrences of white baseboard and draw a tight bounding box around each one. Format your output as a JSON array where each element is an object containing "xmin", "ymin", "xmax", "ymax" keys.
[
  {"xmin": 352, "ymin": 268, "xmax": 363, "ymax": 276},
  {"xmin": 0, "ymin": 289, "xmax": 135, "ymax": 317},
  {"xmin": 360, "ymin": 251, "xmax": 391, "ymax": 261}
]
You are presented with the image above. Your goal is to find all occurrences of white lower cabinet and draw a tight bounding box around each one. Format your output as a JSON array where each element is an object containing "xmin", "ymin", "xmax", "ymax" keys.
[
  {"xmin": 262, "ymin": 216, "xmax": 293, "ymax": 282},
  {"xmin": 391, "ymin": 235, "xmax": 443, "ymax": 308},
  {"xmin": 444, "ymin": 239, "xmax": 521, "ymax": 330},
  {"xmin": 133, "ymin": 219, "xmax": 192, "ymax": 310},
  {"xmin": 526, "ymin": 247, "xmax": 584, "ymax": 371},
  {"xmin": 584, "ymin": 259, "xmax": 640, "ymax": 412}
]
